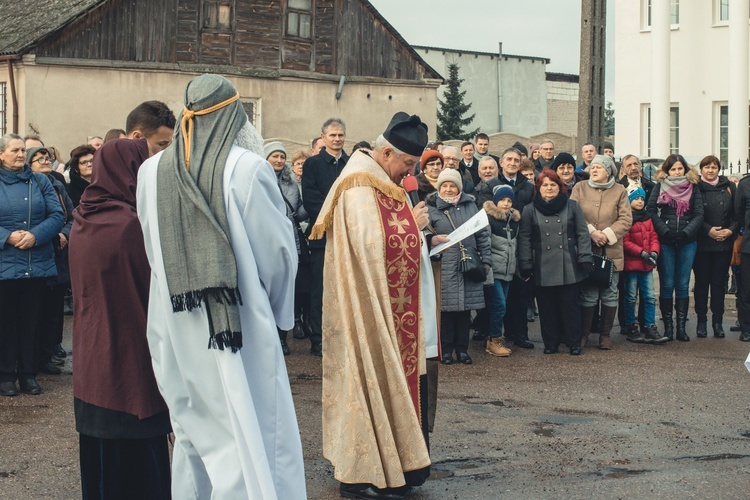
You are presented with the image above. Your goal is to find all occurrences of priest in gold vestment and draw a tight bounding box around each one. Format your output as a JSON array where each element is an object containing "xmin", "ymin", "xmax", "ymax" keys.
[{"xmin": 310, "ymin": 113, "xmax": 444, "ymax": 499}]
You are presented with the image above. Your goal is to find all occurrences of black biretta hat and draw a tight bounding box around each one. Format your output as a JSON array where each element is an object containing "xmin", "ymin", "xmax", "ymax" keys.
[{"xmin": 383, "ymin": 112, "xmax": 428, "ymax": 157}]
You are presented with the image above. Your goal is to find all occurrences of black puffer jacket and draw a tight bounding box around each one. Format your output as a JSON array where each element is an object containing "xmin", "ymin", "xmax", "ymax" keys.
[
  {"xmin": 647, "ymin": 169, "xmax": 704, "ymax": 245},
  {"xmin": 697, "ymin": 176, "xmax": 738, "ymax": 252}
]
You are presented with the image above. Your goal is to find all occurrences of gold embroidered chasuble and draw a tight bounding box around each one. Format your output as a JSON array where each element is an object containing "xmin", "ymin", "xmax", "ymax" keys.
[{"xmin": 310, "ymin": 150, "xmax": 431, "ymax": 488}]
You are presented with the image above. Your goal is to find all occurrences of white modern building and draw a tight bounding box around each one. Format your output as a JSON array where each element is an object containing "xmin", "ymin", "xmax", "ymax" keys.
[
  {"xmin": 414, "ymin": 45, "xmax": 578, "ymax": 138},
  {"xmin": 615, "ymin": 0, "xmax": 750, "ymax": 171}
]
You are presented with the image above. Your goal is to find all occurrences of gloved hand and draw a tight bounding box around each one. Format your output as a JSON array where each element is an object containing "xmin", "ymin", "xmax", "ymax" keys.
[
  {"xmin": 646, "ymin": 252, "xmax": 658, "ymax": 266},
  {"xmin": 520, "ymin": 268, "xmax": 533, "ymax": 281},
  {"xmin": 662, "ymin": 230, "xmax": 679, "ymax": 244},
  {"xmin": 640, "ymin": 250, "xmax": 649, "ymax": 261},
  {"xmin": 580, "ymin": 261, "xmax": 595, "ymax": 276},
  {"xmin": 674, "ymin": 231, "xmax": 688, "ymax": 244}
]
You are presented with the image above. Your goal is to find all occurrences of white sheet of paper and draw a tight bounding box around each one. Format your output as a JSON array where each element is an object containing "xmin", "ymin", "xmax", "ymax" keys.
[
  {"xmin": 745, "ymin": 352, "xmax": 750, "ymax": 373},
  {"xmin": 429, "ymin": 209, "xmax": 489, "ymax": 257}
]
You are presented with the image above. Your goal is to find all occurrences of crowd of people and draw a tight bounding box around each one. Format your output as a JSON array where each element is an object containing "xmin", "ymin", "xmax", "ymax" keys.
[
  {"xmin": 2, "ymin": 73, "xmax": 750, "ymax": 498},
  {"xmin": 270, "ymin": 128, "xmax": 748, "ymax": 362},
  {"xmin": 406, "ymin": 137, "xmax": 748, "ymax": 359},
  {"xmin": 0, "ymin": 102, "xmax": 176, "ymax": 398}
]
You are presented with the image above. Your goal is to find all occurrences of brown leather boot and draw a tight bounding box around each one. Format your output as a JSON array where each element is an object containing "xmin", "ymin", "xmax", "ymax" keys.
[
  {"xmin": 598, "ymin": 305, "xmax": 618, "ymax": 350},
  {"xmin": 580, "ymin": 306, "xmax": 597, "ymax": 348}
]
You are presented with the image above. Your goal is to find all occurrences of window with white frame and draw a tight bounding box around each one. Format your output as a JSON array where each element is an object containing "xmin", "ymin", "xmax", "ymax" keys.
[
  {"xmin": 643, "ymin": 0, "xmax": 680, "ymax": 29},
  {"xmin": 643, "ymin": 104, "xmax": 679, "ymax": 156},
  {"xmin": 714, "ymin": 0, "xmax": 750, "ymax": 24},
  {"xmin": 717, "ymin": 103, "xmax": 750, "ymax": 171},
  {"xmin": 0, "ymin": 82, "xmax": 5, "ymax": 135},
  {"xmin": 643, "ymin": 105, "xmax": 651, "ymax": 156},
  {"xmin": 241, "ymin": 98, "xmax": 261, "ymax": 132},
  {"xmin": 719, "ymin": 104, "xmax": 729, "ymax": 167},
  {"xmin": 669, "ymin": 106, "xmax": 679, "ymax": 154}
]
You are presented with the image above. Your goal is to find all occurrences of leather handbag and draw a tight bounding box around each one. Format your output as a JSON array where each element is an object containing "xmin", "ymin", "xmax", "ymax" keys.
[
  {"xmin": 444, "ymin": 210, "xmax": 486, "ymax": 283},
  {"xmin": 589, "ymin": 245, "xmax": 614, "ymax": 288}
]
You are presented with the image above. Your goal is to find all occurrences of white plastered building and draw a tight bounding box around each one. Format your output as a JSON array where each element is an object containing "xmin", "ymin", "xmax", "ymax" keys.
[{"xmin": 615, "ymin": 0, "xmax": 750, "ymax": 172}]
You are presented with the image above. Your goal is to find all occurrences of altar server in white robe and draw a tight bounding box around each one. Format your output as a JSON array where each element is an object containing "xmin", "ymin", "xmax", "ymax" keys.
[{"xmin": 136, "ymin": 74, "xmax": 305, "ymax": 500}]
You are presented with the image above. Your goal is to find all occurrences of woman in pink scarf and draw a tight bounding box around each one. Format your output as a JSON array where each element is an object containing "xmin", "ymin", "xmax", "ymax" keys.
[{"xmin": 646, "ymin": 154, "xmax": 704, "ymax": 342}]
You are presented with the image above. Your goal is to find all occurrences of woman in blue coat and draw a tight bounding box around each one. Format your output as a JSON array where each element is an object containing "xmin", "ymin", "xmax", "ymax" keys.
[{"xmin": 0, "ymin": 134, "xmax": 65, "ymax": 396}]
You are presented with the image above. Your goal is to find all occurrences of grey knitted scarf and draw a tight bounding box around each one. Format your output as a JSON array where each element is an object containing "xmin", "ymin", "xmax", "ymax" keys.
[{"xmin": 156, "ymin": 74, "xmax": 248, "ymax": 352}]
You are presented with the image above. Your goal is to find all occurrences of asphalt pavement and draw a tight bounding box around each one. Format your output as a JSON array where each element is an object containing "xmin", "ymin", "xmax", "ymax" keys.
[{"xmin": 2, "ymin": 303, "xmax": 750, "ymax": 499}]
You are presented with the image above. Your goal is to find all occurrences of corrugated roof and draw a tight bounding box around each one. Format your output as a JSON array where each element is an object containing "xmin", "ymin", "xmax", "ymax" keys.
[
  {"xmin": 414, "ymin": 45, "xmax": 550, "ymax": 64},
  {"xmin": 0, "ymin": 0, "xmax": 105, "ymax": 55}
]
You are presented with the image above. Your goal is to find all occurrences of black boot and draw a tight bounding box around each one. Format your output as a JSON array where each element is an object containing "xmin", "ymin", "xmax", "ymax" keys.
[
  {"xmin": 675, "ymin": 298, "xmax": 690, "ymax": 341},
  {"xmin": 292, "ymin": 315, "xmax": 306, "ymax": 339},
  {"xmin": 660, "ymin": 298, "xmax": 674, "ymax": 341},
  {"xmin": 278, "ymin": 329, "xmax": 291, "ymax": 355},
  {"xmin": 644, "ymin": 324, "xmax": 668, "ymax": 344},
  {"xmin": 713, "ymin": 322, "xmax": 725, "ymax": 338},
  {"xmin": 302, "ymin": 316, "xmax": 314, "ymax": 340},
  {"xmin": 626, "ymin": 324, "xmax": 645, "ymax": 343},
  {"xmin": 696, "ymin": 317, "xmax": 708, "ymax": 338},
  {"xmin": 728, "ymin": 274, "xmax": 737, "ymax": 294}
]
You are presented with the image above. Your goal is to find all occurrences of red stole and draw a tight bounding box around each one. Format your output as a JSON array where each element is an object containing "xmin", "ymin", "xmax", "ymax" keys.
[{"xmin": 375, "ymin": 190, "xmax": 422, "ymax": 420}]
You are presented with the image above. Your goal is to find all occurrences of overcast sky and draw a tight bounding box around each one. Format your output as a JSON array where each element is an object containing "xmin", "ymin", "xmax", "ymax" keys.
[{"xmin": 369, "ymin": 0, "xmax": 615, "ymax": 101}]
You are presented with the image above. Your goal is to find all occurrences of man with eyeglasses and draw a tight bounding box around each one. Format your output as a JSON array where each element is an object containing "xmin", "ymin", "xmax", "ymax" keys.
[
  {"xmin": 534, "ymin": 139, "xmax": 556, "ymax": 172},
  {"xmin": 441, "ymin": 145, "xmax": 474, "ymax": 194}
]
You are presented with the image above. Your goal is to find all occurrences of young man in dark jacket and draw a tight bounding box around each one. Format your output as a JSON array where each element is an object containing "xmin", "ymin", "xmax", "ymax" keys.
[{"xmin": 302, "ymin": 118, "xmax": 349, "ymax": 355}]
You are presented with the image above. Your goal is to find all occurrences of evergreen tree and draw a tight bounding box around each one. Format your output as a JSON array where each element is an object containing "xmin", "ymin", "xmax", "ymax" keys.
[
  {"xmin": 604, "ymin": 101, "xmax": 615, "ymax": 136},
  {"xmin": 436, "ymin": 63, "xmax": 479, "ymax": 141}
]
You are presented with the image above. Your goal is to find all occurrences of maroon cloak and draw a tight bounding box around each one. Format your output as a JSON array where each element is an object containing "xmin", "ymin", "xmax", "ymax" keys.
[{"xmin": 70, "ymin": 139, "xmax": 167, "ymax": 420}]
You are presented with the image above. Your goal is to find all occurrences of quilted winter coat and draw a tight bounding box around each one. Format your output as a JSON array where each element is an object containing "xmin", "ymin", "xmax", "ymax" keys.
[
  {"xmin": 0, "ymin": 166, "xmax": 65, "ymax": 280},
  {"xmin": 483, "ymin": 200, "xmax": 520, "ymax": 282},
  {"xmin": 622, "ymin": 214, "xmax": 661, "ymax": 272}
]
